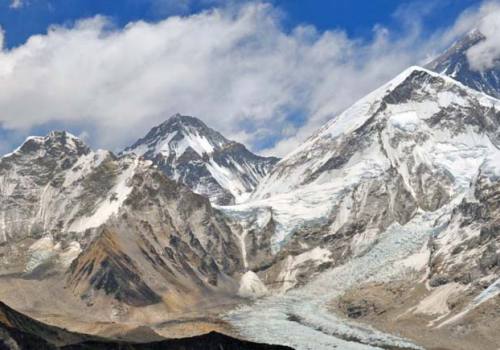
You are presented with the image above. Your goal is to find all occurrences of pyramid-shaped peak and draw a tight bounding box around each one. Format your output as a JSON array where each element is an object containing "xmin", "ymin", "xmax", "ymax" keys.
[
  {"xmin": 289, "ymin": 65, "xmax": 498, "ymax": 161},
  {"xmin": 125, "ymin": 114, "xmax": 230, "ymax": 157},
  {"xmin": 362, "ymin": 65, "xmax": 495, "ymax": 107}
]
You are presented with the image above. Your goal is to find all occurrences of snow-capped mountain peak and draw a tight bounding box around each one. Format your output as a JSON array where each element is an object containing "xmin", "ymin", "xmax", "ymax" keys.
[
  {"xmin": 125, "ymin": 114, "xmax": 279, "ymax": 205},
  {"xmin": 3, "ymin": 130, "xmax": 90, "ymax": 160},
  {"xmin": 426, "ymin": 29, "xmax": 500, "ymax": 99},
  {"xmin": 253, "ymin": 65, "xmax": 500, "ymax": 199},
  {"xmin": 125, "ymin": 113, "xmax": 228, "ymax": 159},
  {"xmin": 0, "ymin": 128, "xmax": 245, "ymax": 313}
]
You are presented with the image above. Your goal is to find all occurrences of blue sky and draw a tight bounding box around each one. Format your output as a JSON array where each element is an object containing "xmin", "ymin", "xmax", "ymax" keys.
[
  {"xmin": 0, "ymin": 0, "xmax": 489, "ymax": 156},
  {"xmin": 0, "ymin": 0, "xmax": 480, "ymax": 48}
]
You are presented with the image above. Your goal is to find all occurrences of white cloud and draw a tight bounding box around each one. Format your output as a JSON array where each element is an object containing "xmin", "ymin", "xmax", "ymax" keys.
[
  {"xmin": 9, "ymin": 0, "xmax": 23, "ymax": 9},
  {"xmin": 465, "ymin": 1, "xmax": 500, "ymax": 71},
  {"xmin": 0, "ymin": 2, "xmax": 487, "ymax": 157}
]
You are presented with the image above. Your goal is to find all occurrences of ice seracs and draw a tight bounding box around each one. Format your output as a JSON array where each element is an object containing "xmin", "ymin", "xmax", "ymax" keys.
[{"xmin": 220, "ymin": 66, "xmax": 500, "ymax": 348}]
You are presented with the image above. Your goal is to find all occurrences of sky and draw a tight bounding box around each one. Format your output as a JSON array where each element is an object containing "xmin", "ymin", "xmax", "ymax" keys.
[{"xmin": 0, "ymin": 0, "xmax": 495, "ymax": 156}]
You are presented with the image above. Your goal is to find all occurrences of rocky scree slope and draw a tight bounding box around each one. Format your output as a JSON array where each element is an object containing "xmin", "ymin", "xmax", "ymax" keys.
[{"xmin": 124, "ymin": 114, "xmax": 279, "ymax": 205}]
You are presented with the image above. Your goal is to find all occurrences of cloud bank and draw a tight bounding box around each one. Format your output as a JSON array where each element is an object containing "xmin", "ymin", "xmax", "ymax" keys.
[{"xmin": 0, "ymin": 2, "xmax": 493, "ymax": 156}]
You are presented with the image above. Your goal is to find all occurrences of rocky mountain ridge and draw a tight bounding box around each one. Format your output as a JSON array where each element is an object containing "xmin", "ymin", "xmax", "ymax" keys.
[
  {"xmin": 223, "ymin": 66, "xmax": 500, "ymax": 292},
  {"xmin": 426, "ymin": 29, "xmax": 500, "ymax": 99},
  {"xmin": 0, "ymin": 44, "xmax": 499, "ymax": 349},
  {"xmin": 216, "ymin": 65, "xmax": 500, "ymax": 349},
  {"xmin": 124, "ymin": 114, "xmax": 279, "ymax": 205},
  {"xmin": 0, "ymin": 130, "xmax": 245, "ymax": 318}
]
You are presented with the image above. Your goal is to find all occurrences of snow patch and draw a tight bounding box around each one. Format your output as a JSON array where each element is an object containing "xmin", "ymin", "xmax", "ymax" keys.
[
  {"xmin": 388, "ymin": 110, "xmax": 421, "ymax": 132},
  {"xmin": 25, "ymin": 236, "xmax": 82, "ymax": 272},
  {"xmin": 400, "ymin": 243, "xmax": 430, "ymax": 272},
  {"xmin": 25, "ymin": 236, "xmax": 57, "ymax": 273},
  {"xmin": 480, "ymin": 153, "xmax": 500, "ymax": 179},
  {"xmin": 69, "ymin": 158, "xmax": 139, "ymax": 232}
]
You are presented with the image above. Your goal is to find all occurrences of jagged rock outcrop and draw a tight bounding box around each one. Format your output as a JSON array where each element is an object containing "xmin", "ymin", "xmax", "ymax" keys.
[{"xmin": 429, "ymin": 153, "xmax": 500, "ymax": 287}]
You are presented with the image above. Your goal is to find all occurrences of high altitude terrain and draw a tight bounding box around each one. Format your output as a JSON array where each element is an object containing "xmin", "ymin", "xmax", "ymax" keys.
[
  {"xmin": 0, "ymin": 30, "xmax": 499, "ymax": 350},
  {"xmin": 124, "ymin": 114, "xmax": 278, "ymax": 205},
  {"xmin": 0, "ymin": 300, "xmax": 292, "ymax": 350}
]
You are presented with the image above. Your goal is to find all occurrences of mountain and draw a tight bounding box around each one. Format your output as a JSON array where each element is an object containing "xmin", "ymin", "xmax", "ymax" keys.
[
  {"xmin": 426, "ymin": 30, "xmax": 500, "ymax": 98},
  {"xmin": 0, "ymin": 300, "xmax": 293, "ymax": 350},
  {"xmin": 219, "ymin": 66, "xmax": 500, "ymax": 349},
  {"xmin": 1, "ymin": 66, "xmax": 499, "ymax": 350},
  {"xmin": 234, "ymin": 65, "xmax": 499, "ymax": 284},
  {"xmin": 0, "ymin": 130, "xmax": 245, "ymax": 327},
  {"xmin": 124, "ymin": 114, "xmax": 279, "ymax": 205}
]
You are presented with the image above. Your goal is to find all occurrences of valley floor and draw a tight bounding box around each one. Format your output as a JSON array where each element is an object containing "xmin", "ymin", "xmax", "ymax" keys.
[
  {"xmin": 331, "ymin": 280, "xmax": 500, "ymax": 350},
  {"xmin": 1, "ymin": 198, "xmax": 497, "ymax": 349},
  {"xmin": 223, "ymin": 207, "xmax": 446, "ymax": 349}
]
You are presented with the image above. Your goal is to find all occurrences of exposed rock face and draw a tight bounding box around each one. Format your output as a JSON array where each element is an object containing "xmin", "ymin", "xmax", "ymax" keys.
[
  {"xmin": 0, "ymin": 131, "xmax": 244, "ymax": 311},
  {"xmin": 426, "ymin": 30, "xmax": 500, "ymax": 99},
  {"xmin": 67, "ymin": 167, "xmax": 243, "ymax": 308},
  {"xmin": 221, "ymin": 66, "xmax": 500, "ymax": 293},
  {"xmin": 124, "ymin": 114, "xmax": 279, "ymax": 205},
  {"xmin": 429, "ymin": 153, "xmax": 500, "ymax": 288}
]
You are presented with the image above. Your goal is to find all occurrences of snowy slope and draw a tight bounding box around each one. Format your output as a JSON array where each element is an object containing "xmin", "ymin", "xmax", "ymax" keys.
[
  {"xmin": 220, "ymin": 66, "xmax": 500, "ymax": 295},
  {"xmin": 124, "ymin": 114, "xmax": 278, "ymax": 205},
  {"xmin": 0, "ymin": 131, "xmax": 150, "ymax": 274},
  {"xmin": 426, "ymin": 30, "xmax": 500, "ymax": 99},
  {"xmin": 253, "ymin": 65, "xmax": 499, "ymax": 200},
  {"xmin": 220, "ymin": 66, "xmax": 500, "ymax": 349}
]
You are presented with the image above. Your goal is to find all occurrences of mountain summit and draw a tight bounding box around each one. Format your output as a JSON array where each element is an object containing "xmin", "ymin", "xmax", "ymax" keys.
[
  {"xmin": 124, "ymin": 114, "xmax": 279, "ymax": 205},
  {"xmin": 426, "ymin": 30, "xmax": 500, "ymax": 98},
  {"xmin": 219, "ymin": 66, "xmax": 500, "ymax": 349}
]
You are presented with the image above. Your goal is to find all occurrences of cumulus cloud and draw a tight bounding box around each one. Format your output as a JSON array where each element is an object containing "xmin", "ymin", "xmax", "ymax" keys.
[
  {"xmin": 465, "ymin": 1, "xmax": 500, "ymax": 71},
  {"xmin": 0, "ymin": 2, "xmax": 486, "ymax": 156}
]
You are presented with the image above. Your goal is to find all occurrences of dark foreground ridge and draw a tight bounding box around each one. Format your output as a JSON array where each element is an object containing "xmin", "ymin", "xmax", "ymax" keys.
[
  {"xmin": 0, "ymin": 301, "xmax": 294, "ymax": 350},
  {"xmin": 62, "ymin": 332, "xmax": 294, "ymax": 350}
]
